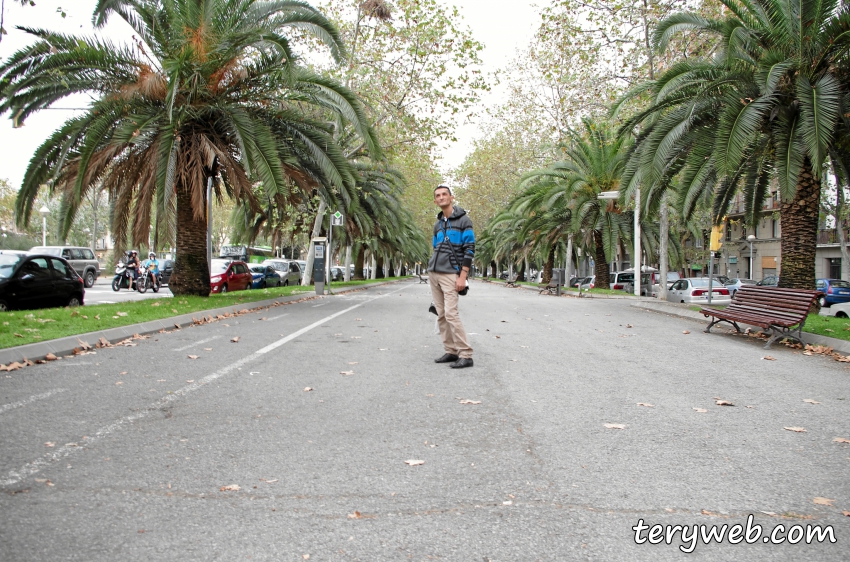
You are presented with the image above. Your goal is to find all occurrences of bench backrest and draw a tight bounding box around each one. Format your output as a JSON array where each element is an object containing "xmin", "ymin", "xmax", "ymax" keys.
[{"xmin": 729, "ymin": 285, "xmax": 818, "ymax": 324}]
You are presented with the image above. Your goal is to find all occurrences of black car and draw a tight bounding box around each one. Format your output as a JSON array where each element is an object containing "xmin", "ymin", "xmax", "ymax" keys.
[
  {"xmin": 0, "ymin": 252, "xmax": 85, "ymax": 312},
  {"xmin": 159, "ymin": 259, "xmax": 174, "ymax": 284}
]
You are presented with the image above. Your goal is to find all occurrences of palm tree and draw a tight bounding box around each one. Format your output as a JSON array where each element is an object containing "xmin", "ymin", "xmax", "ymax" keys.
[
  {"xmin": 1, "ymin": 0, "xmax": 380, "ymax": 295},
  {"xmin": 523, "ymin": 119, "xmax": 634, "ymax": 289},
  {"xmin": 618, "ymin": 0, "xmax": 850, "ymax": 289}
]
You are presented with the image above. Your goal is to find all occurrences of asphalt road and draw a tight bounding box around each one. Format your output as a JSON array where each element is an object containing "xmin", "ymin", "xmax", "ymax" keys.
[
  {"xmin": 83, "ymin": 275, "xmax": 173, "ymax": 305},
  {"xmin": 0, "ymin": 280, "xmax": 848, "ymax": 561}
]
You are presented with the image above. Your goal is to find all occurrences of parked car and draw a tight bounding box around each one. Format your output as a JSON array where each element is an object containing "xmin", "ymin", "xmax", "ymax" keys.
[
  {"xmin": 249, "ymin": 265, "xmax": 281, "ymax": 289},
  {"xmin": 330, "ymin": 266, "xmax": 345, "ymax": 281},
  {"xmin": 209, "ymin": 259, "xmax": 252, "ymax": 293},
  {"xmin": 815, "ymin": 278, "xmax": 850, "ymax": 307},
  {"xmin": 824, "ymin": 301, "xmax": 850, "ymax": 318},
  {"xmin": 724, "ymin": 278, "xmax": 756, "ymax": 297},
  {"xmin": 666, "ymin": 277, "xmax": 732, "ymax": 304},
  {"xmin": 158, "ymin": 258, "xmax": 174, "ymax": 285},
  {"xmin": 29, "ymin": 245, "xmax": 100, "ymax": 288},
  {"xmin": 0, "ymin": 252, "xmax": 85, "ymax": 311},
  {"xmin": 757, "ymin": 275, "xmax": 779, "ymax": 287},
  {"xmin": 610, "ymin": 271, "xmax": 635, "ymax": 291},
  {"xmin": 648, "ymin": 271, "xmax": 682, "ymax": 297},
  {"xmin": 262, "ymin": 259, "xmax": 300, "ymax": 285},
  {"xmin": 568, "ymin": 276, "xmax": 587, "ymax": 288},
  {"xmin": 579, "ymin": 275, "xmax": 596, "ymax": 290}
]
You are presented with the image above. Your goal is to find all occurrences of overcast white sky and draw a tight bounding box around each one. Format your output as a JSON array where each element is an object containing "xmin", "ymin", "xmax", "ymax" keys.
[{"xmin": 0, "ymin": 0, "xmax": 541, "ymax": 189}]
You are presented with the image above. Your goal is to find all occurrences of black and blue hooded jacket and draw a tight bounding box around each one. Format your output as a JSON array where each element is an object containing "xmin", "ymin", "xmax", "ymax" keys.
[{"xmin": 427, "ymin": 206, "xmax": 475, "ymax": 274}]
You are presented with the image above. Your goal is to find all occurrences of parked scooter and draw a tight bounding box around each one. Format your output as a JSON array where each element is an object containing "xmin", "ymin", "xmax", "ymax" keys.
[{"xmin": 137, "ymin": 263, "xmax": 160, "ymax": 293}]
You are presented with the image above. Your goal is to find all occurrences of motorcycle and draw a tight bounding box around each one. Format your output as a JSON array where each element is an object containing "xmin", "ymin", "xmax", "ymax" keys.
[
  {"xmin": 111, "ymin": 260, "xmax": 136, "ymax": 291},
  {"xmin": 137, "ymin": 263, "xmax": 161, "ymax": 294}
]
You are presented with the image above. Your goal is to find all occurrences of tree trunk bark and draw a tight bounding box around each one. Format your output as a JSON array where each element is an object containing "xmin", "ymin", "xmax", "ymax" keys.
[
  {"xmin": 376, "ymin": 254, "xmax": 385, "ymax": 278},
  {"xmin": 354, "ymin": 246, "xmax": 365, "ymax": 280},
  {"xmin": 542, "ymin": 246, "xmax": 555, "ymax": 284},
  {"xmin": 659, "ymin": 192, "xmax": 669, "ymax": 299},
  {"xmin": 169, "ymin": 179, "xmax": 210, "ymax": 296},
  {"xmin": 835, "ymin": 180, "xmax": 850, "ymax": 281},
  {"xmin": 778, "ymin": 159, "xmax": 820, "ymax": 289},
  {"xmin": 489, "ymin": 260, "xmax": 497, "ymax": 278},
  {"xmin": 593, "ymin": 229, "xmax": 610, "ymax": 289},
  {"xmin": 517, "ymin": 259, "xmax": 525, "ymax": 282},
  {"xmin": 565, "ymin": 234, "xmax": 573, "ymax": 283},
  {"xmin": 344, "ymin": 245, "xmax": 352, "ymax": 282},
  {"xmin": 370, "ymin": 253, "xmax": 376, "ymax": 279}
]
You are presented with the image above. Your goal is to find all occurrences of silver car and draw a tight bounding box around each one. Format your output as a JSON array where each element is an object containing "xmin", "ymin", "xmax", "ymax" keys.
[
  {"xmin": 725, "ymin": 278, "xmax": 756, "ymax": 296},
  {"xmin": 666, "ymin": 277, "xmax": 732, "ymax": 304},
  {"xmin": 262, "ymin": 259, "xmax": 297, "ymax": 286},
  {"xmin": 29, "ymin": 245, "xmax": 101, "ymax": 288}
]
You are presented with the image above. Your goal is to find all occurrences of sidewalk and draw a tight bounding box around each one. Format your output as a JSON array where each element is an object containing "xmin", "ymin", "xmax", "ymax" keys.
[{"xmin": 631, "ymin": 299, "xmax": 850, "ymax": 355}]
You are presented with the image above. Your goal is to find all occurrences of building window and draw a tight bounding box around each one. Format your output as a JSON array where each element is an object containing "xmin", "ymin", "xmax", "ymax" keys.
[
  {"xmin": 725, "ymin": 221, "xmax": 732, "ymax": 241},
  {"xmin": 828, "ymin": 258, "xmax": 841, "ymax": 279},
  {"xmin": 772, "ymin": 219, "xmax": 778, "ymax": 238}
]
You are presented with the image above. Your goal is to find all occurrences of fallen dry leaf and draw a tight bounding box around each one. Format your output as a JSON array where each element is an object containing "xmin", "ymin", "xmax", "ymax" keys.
[
  {"xmin": 404, "ymin": 459, "xmax": 425, "ymax": 466},
  {"xmin": 843, "ymin": 511, "xmax": 850, "ymax": 517},
  {"xmin": 832, "ymin": 437, "xmax": 850, "ymax": 444},
  {"xmin": 203, "ymin": 348, "xmax": 212, "ymax": 351},
  {"xmin": 693, "ymin": 408, "xmax": 708, "ymax": 413},
  {"xmin": 715, "ymin": 400, "xmax": 735, "ymax": 406},
  {"xmin": 186, "ymin": 380, "xmax": 194, "ymax": 383},
  {"xmin": 44, "ymin": 353, "xmax": 57, "ymax": 361},
  {"xmin": 119, "ymin": 371, "xmax": 127, "ymax": 375},
  {"xmin": 116, "ymin": 311, "xmax": 128, "ymax": 317},
  {"xmin": 802, "ymin": 399, "xmax": 821, "ymax": 405},
  {"xmin": 494, "ymin": 335, "xmax": 501, "ymax": 339},
  {"xmin": 231, "ymin": 336, "xmax": 240, "ymax": 343},
  {"xmin": 348, "ymin": 362, "xmax": 358, "ymax": 365},
  {"xmin": 784, "ymin": 427, "xmax": 807, "ymax": 433},
  {"xmin": 459, "ymin": 399, "xmax": 481, "ymax": 405},
  {"xmin": 625, "ymin": 324, "xmax": 633, "ymax": 328},
  {"xmin": 762, "ymin": 356, "xmax": 776, "ymax": 361},
  {"xmin": 813, "ymin": 497, "xmax": 835, "ymax": 506},
  {"xmin": 303, "ymin": 555, "xmax": 310, "ymax": 560},
  {"xmin": 503, "ymin": 500, "xmax": 513, "ymax": 505},
  {"xmin": 187, "ymin": 355, "xmax": 199, "ymax": 360},
  {"xmin": 682, "ymin": 330, "xmax": 690, "ymax": 334},
  {"xmin": 44, "ymin": 442, "xmax": 55, "ymax": 447},
  {"xmin": 340, "ymin": 370, "xmax": 354, "ymax": 376},
  {"xmin": 348, "ymin": 511, "xmax": 363, "ymax": 519},
  {"xmin": 636, "ymin": 402, "xmax": 654, "ymax": 407},
  {"xmin": 220, "ymin": 484, "xmax": 240, "ymax": 492},
  {"xmin": 115, "ymin": 381, "xmax": 123, "ymax": 385},
  {"xmin": 303, "ymin": 387, "xmax": 313, "ymax": 392},
  {"xmin": 604, "ymin": 423, "xmax": 626, "ymax": 429}
]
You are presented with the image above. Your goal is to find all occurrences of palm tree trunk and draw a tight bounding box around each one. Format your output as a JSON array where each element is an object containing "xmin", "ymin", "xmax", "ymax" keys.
[
  {"xmin": 169, "ymin": 179, "xmax": 210, "ymax": 296},
  {"xmin": 778, "ymin": 159, "xmax": 820, "ymax": 289},
  {"xmin": 344, "ymin": 245, "xmax": 352, "ymax": 282},
  {"xmin": 376, "ymin": 254, "xmax": 385, "ymax": 279},
  {"xmin": 542, "ymin": 246, "xmax": 555, "ymax": 283},
  {"xmin": 659, "ymin": 193, "xmax": 669, "ymax": 299},
  {"xmin": 354, "ymin": 246, "xmax": 365, "ymax": 280},
  {"xmin": 489, "ymin": 260, "xmax": 497, "ymax": 278},
  {"xmin": 370, "ymin": 253, "xmax": 377, "ymax": 279},
  {"xmin": 593, "ymin": 229, "xmax": 610, "ymax": 289}
]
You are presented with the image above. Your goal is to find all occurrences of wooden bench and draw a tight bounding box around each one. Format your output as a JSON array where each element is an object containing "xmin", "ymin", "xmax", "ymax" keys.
[
  {"xmin": 699, "ymin": 285, "xmax": 819, "ymax": 349},
  {"xmin": 538, "ymin": 279, "xmax": 559, "ymax": 294},
  {"xmin": 505, "ymin": 274, "xmax": 519, "ymax": 287},
  {"xmin": 418, "ymin": 273, "xmax": 428, "ymax": 284}
]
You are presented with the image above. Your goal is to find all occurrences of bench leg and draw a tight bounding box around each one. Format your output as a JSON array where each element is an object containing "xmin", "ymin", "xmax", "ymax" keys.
[
  {"xmin": 764, "ymin": 322, "xmax": 806, "ymax": 349},
  {"xmin": 704, "ymin": 318, "xmax": 740, "ymax": 334}
]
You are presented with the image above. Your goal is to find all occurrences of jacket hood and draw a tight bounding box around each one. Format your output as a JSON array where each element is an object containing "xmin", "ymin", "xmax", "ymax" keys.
[{"xmin": 436, "ymin": 205, "xmax": 467, "ymax": 221}]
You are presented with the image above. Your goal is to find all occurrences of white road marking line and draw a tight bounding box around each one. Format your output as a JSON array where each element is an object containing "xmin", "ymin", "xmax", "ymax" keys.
[
  {"xmin": 0, "ymin": 389, "xmax": 68, "ymax": 416},
  {"xmin": 172, "ymin": 335, "xmax": 221, "ymax": 351},
  {"xmin": 311, "ymin": 303, "xmax": 327, "ymax": 307},
  {"xmin": 262, "ymin": 314, "xmax": 289, "ymax": 321},
  {"xmin": 0, "ymin": 284, "xmax": 412, "ymax": 487}
]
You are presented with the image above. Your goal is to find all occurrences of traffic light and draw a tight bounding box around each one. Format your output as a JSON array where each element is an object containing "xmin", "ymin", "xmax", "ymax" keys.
[{"xmin": 709, "ymin": 219, "xmax": 726, "ymax": 251}]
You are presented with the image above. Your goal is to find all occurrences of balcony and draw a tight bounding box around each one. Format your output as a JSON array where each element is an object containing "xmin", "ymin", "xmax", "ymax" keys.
[
  {"xmin": 727, "ymin": 194, "xmax": 780, "ymax": 216},
  {"xmin": 817, "ymin": 229, "xmax": 850, "ymax": 245}
]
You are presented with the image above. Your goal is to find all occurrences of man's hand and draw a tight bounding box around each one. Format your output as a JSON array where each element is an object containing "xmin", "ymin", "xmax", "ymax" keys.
[{"xmin": 456, "ymin": 270, "xmax": 468, "ymax": 293}]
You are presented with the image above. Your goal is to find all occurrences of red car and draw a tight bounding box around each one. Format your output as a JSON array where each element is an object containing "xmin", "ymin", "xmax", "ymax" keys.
[{"xmin": 210, "ymin": 259, "xmax": 253, "ymax": 293}]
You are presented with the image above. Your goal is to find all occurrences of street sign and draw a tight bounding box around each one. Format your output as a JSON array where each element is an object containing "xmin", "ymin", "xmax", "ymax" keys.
[{"xmin": 331, "ymin": 211, "xmax": 344, "ymax": 226}]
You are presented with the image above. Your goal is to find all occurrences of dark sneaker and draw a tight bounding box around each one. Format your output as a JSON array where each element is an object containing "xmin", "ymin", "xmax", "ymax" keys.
[
  {"xmin": 435, "ymin": 353, "xmax": 459, "ymax": 363},
  {"xmin": 450, "ymin": 358, "xmax": 474, "ymax": 369}
]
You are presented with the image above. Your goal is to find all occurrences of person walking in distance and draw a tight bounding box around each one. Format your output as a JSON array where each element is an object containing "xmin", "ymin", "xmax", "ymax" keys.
[{"xmin": 428, "ymin": 185, "xmax": 474, "ymax": 369}]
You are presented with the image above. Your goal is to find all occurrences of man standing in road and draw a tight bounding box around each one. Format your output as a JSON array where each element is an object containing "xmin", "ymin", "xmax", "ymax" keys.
[{"xmin": 428, "ymin": 185, "xmax": 474, "ymax": 369}]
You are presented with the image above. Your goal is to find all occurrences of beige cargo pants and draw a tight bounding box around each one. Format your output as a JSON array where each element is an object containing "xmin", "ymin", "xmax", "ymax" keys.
[{"xmin": 429, "ymin": 272, "xmax": 473, "ymax": 359}]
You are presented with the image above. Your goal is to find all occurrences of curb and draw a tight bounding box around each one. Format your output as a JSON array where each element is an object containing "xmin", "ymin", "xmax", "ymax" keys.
[
  {"xmin": 630, "ymin": 300, "xmax": 850, "ymax": 355},
  {"xmin": 479, "ymin": 278, "xmax": 656, "ymax": 300},
  {"xmin": 0, "ymin": 280, "xmax": 401, "ymax": 366}
]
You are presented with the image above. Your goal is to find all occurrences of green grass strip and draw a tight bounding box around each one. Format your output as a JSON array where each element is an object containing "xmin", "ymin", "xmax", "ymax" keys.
[{"xmin": 0, "ymin": 278, "xmax": 399, "ymax": 351}]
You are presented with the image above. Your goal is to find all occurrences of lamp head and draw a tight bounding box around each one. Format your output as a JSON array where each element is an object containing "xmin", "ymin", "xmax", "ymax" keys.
[
  {"xmin": 38, "ymin": 206, "xmax": 50, "ymax": 218},
  {"xmin": 747, "ymin": 235, "xmax": 756, "ymax": 242}
]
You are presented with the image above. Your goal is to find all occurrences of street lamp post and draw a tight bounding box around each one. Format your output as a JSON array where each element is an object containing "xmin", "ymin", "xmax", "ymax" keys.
[
  {"xmin": 598, "ymin": 189, "xmax": 641, "ymax": 296},
  {"xmin": 747, "ymin": 234, "xmax": 756, "ymax": 279},
  {"xmin": 38, "ymin": 206, "xmax": 50, "ymax": 246}
]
